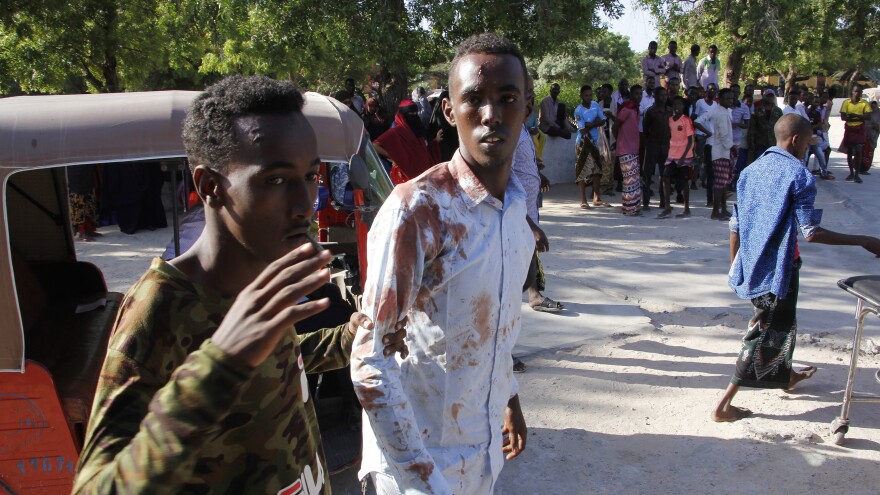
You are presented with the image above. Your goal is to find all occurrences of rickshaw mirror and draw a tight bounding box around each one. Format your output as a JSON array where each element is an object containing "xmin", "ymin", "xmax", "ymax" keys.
[{"xmin": 349, "ymin": 154, "xmax": 371, "ymax": 191}]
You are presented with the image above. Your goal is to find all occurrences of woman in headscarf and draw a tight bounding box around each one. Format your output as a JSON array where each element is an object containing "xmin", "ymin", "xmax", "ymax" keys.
[
  {"xmin": 373, "ymin": 99, "xmax": 441, "ymax": 184},
  {"xmin": 428, "ymin": 89, "xmax": 459, "ymax": 162}
]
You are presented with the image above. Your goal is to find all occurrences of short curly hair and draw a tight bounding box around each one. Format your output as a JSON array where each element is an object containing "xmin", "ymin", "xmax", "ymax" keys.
[
  {"xmin": 182, "ymin": 75, "xmax": 305, "ymax": 172},
  {"xmin": 448, "ymin": 33, "xmax": 527, "ymax": 90}
]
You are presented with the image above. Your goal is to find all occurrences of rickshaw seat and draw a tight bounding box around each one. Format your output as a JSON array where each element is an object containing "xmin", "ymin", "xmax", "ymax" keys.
[{"xmin": 16, "ymin": 259, "xmax": 123, "ymax": 427}]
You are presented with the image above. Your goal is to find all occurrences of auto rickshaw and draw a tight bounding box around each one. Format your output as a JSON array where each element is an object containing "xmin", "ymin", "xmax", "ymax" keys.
[{"xmin": 0, "ymin": 90, "xmax": 392, "ymax": 494}]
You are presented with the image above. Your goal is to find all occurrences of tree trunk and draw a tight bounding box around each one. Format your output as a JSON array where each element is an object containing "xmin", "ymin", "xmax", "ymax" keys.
[
  {"xmin": 785, "ymin": 63, "xmax": 797, "ymax": 97},
  {"xmin": 724, "ymin": 45, "xmax": 745, "ymax": 87},
  {"xmin": 849, "ymin": 64, "xmax": 863, "ymax": 89}
]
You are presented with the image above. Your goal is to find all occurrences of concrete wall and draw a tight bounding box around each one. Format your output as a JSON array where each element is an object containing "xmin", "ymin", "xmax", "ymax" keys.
[{"xmin": 540, "ymin": 136, "xmax": 577, "ymax": 185}]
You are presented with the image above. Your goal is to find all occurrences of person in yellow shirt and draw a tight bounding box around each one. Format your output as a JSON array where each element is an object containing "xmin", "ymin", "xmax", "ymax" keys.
[{"xmin": 840, "ymin": 85, "xmax": 871, "ymax": 183}]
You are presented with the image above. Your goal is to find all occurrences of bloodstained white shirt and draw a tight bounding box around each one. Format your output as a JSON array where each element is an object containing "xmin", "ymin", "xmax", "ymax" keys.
[{"xmin": 351, "ymin": 151, "xmax": 533, "ymax": 494}]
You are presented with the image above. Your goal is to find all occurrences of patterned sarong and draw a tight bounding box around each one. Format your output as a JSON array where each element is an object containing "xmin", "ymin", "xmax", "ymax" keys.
[
  {"xmin": 712, "ymin": 158, "xmax": 733, "ymax": 188},
  {"xmin": 731, "ymin": 263, "xmax": 800, "ymax": 389},
  {"xmin": 839, "ymin": 123, "xmax": 866, "ymax": 153},
  {"xmin": 575, "ymin": 136, "xmax": 602, "ymax": 183},
  {"xmin": 69, "ymin": 190, "xmax": 98, "ymax": 227},
  {"xmin": 619, "ymin": 153, "xmax": 641, "ymax": 215}
]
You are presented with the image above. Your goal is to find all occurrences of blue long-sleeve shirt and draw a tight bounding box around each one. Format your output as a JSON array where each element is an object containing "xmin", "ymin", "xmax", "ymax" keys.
[{"xmin": 728, "ymin": 146, "xmax": 822, "ymax": 299}]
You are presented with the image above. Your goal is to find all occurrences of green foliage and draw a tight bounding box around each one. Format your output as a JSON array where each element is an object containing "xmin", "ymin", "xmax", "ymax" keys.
[
  {"xmin": 0, "ymin": 0, "xmax": 627, "ymax": 97},
  {"xmin": 532, "ymin": 80, "xmax": 583, "ymax": 121},
  {"xmin": 530, "ymin": 31, "xmax": 640, "ymax": 85}
]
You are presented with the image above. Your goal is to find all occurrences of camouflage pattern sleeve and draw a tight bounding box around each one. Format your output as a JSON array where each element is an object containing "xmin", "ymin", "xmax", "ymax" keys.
[
  {"xmin": 73, "ymin": 340, "xmax": 252, "ymax": 494},
  {"xmin": 296, "ymin": 323, "xmax": 354, "ymax": 374}
]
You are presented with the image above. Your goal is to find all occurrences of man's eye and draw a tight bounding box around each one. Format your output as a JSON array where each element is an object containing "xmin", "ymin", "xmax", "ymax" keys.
[
  {"xmin": 306, "ymin": 173, "xmax": 319, "ymax": 183},
  {"xmin": 502, "ymin": 95, "xmax": 518, "ymax": 103},
  {"xmin": 267, "ymin": 176, "xmax": 285, "ymax": 185}
]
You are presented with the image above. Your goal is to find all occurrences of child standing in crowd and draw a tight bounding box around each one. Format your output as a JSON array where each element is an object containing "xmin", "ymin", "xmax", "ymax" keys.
[{"xmin": 658, "ymin": 96, "xmax": 695, "ymax": 219}]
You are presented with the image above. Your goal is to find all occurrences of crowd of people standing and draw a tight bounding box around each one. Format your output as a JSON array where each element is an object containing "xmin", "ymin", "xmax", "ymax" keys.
[{"xmin": 533, "ymin": 40, "xmax": 880, "ymax": 221}]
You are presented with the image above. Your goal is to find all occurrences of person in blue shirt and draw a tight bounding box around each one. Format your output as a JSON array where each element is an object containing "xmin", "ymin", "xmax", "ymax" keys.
[
  {"xmin": 712, "ymin": 114, "xmax": 880, "ymax": 422},
  {"xmin": 574, "ymin": 85, "xmax": 609, "ymax": 208}
]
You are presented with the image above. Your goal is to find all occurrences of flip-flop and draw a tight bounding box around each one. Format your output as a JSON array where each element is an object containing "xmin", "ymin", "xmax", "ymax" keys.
[
  {"xmin": 580, "ymin": 203, "xmax": 589, "ymax": 209},
  {"xmin": 513, "ymin": 358, "xmax": 527, "ymax": 373},
  {"xmin": 532, "ymin": 296, "xmax": 563, "ymax": 312},
  {"xmin": 592, "ymin": 201, "xmax": 611, "ymax": 207}
]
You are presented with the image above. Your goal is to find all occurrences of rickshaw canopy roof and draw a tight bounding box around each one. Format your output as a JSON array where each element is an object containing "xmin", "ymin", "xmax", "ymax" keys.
[{"xmin": 0, "ymin": 90, "xmax": 364, "ymax": 170}]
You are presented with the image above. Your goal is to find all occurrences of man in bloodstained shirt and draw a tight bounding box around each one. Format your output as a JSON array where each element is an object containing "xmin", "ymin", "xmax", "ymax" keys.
[{"xmin": 351, "ymin": 33, "xmax": 533, "ymax": 494}]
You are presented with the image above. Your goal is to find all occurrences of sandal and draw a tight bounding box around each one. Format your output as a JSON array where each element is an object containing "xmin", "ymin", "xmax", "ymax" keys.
[
  {"xmin": 513, "ymin": 357, "xmax": 527, "ymax": 373},
  {"xmin": 580, "ymin": 202, "xmax": 589, "ymax": 209},
  {"xmin": 592, "ymin": 200, "xmax": 611, "ymax": 207},
  {"xmin": 656, "ymin": 210, "xmax": 672, "ymax": 219},
  {"xmin": 531, "ymin": 296, "xmax": 563, "ymax": 313}
]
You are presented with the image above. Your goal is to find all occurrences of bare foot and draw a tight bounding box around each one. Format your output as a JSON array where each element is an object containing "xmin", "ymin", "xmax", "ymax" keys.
[
  {"xmin": 711, "ymin": 405, "xmax": 753, "ymax": 423},
  {"xmin": 785, "ymin": 366, "xmax": 817, "ymax": 391}
]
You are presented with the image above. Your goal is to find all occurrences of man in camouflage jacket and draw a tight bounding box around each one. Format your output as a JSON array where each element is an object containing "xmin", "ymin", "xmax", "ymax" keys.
[{"xmin": 74, "ymin": 76, "xmax": 403, "ymax": 494}]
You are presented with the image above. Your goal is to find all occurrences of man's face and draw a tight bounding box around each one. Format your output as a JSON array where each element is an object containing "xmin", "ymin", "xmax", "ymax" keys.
[
  {"xmin": 788, "ymin": 93, "xmax": 799, "ymax": 107},
  {"xmin": 731, "ymin": 86, "xmax": 741, "ymax": 100},
  {"xmin": 444, "ymin": 52, "xmax": 526, "ymax": 171},
  {"xmin": 764, "ymin": 94, "xmax": 776, "ymax": 106},
  {"xmin": 673, "ymin": 98, "xmax": 684, "ymax": 116},
  {"xmin": 345, "ymin": 79, "xmax": 355, "ymax": 93},
  {"xmin": 655, "ymin": 89, "xmax": 667, "ymax": 106},
  {"xmin": 630, "ymin": 87, "xmax": 643, "ymax": 105},
  {"xmin": 872, "ymin": 102, "xmax": 878, "ymax": 113},
  {"xmin": 687, "ymin": 88, "xmax": 698, "ymax": 102},
  {"xmin": 648, "ymin": 43, "xmax": 657, "ymax": 56},
  {"xmin": 706, "ymin": 84, "xmax": 717, "ymax": 100},
  {"xmin": 720, "ymin": 92, "xmax": 734, "ymax": 109},
  {"xmin": 550, "ymin": 84, "xmax": 560, "ymax": 98},
  {"xmin": 668, "ymin": 79, "xmax": 681, "ymax": 95},
  {"xmin": 668, "ymin": 42, "xmax": 677, "ymax": 55},
  {"xmin": 646, "ymin": 77, "xmax": 655, "ymax": 91},
  {"xmin": 805, "ymin": 94, "xmax": 814, "ymax": 106},
  {"xmin": 581, "ymin": 88, "xmax": 593, "ymax": 104},
  {"xmin": 709, "ymin": 47, "xmax": 717, "ymax": 60},
  {"xmin": 216, "ymin": 113, "xmax": 320, "ymax": 264},
  {"xmin": 597, "ymin": 86, "xmax": 607, "ymax": 100},
  {"xmin": 744, "ymin": 85, "xmax": 754, "ymax": 100},
  {"xmin": 852, "ymin": 86, "xmax": 862, "ymax": 100},
  {"xmin": 618, "ymin": 79, "xmax": 628, "ymax": 93}
]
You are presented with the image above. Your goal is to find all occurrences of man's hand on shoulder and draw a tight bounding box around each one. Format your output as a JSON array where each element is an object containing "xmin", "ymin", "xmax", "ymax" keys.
[
  {"xmin": 211, "ymin": 243, "xmax": 332, "ymax": 368},
  {"xmin": 347, "ymin": 312, "xmax": 409, "ymax": 358},
  {"xmin": 502, "ymin": 394, "xmax": 527, "ymax": 460}
]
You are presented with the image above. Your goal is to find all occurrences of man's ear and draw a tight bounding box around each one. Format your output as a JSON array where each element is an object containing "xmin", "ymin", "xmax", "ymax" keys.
[
  {"xmin": 442, "ymin": 96, "xmax": 457, "ymax": 128},
  {"xmin": 192, "ymin": 165, "xmax": 223, "ymax": 208}
]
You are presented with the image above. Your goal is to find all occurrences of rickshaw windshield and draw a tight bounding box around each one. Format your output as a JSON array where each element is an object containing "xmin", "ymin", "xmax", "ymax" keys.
[{"xmin": 359, "ymin": 136, "xmax": 394, "ymax": 206}]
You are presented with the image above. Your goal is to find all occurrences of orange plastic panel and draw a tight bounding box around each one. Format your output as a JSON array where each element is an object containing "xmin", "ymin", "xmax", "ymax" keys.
[{"xmin": 0, "ymin": 361, "xmax": 78, "ymax": 494}]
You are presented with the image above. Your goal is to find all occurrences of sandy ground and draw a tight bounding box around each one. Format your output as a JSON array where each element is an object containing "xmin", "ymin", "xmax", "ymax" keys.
[{"xmin": 76, "ymin": 118, "xmax": 880, "ymax": 494}]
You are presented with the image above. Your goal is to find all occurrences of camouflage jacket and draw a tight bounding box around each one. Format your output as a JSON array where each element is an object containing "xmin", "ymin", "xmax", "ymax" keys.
[{"xmin": 74, "ymin": 258, "xmax": 353, "ymax": 494}]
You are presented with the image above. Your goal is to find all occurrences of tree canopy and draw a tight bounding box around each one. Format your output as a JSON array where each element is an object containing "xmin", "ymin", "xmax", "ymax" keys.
[
  {"xmin": 638, "ymin": 0, "xmax": 880, "ymax": 92},
  {"xmin": 0, "ymin": 0, "xmax": 626, "ymax": 98}
]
